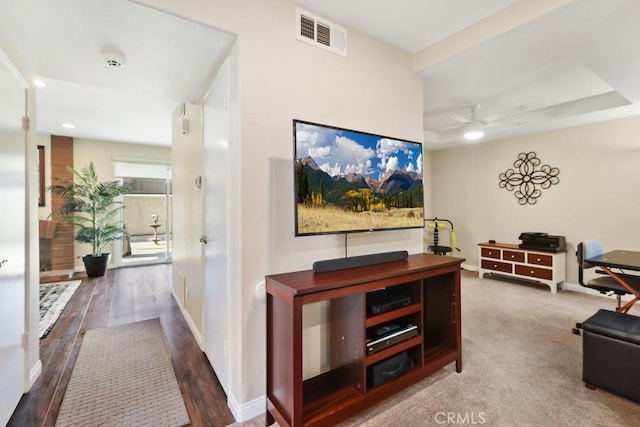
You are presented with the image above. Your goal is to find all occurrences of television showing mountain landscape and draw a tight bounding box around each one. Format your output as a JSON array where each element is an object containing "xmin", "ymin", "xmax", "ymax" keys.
[{"xmin": 294, "ymin": 120, "xmax": 424, "ymax": 236}]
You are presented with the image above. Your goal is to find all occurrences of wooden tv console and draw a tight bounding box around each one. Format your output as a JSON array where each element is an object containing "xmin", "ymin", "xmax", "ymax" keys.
[
  {"xmin": 265, "ymin": 253, "xmax": 464, "ymax": 427},
  {"xmin": 477, "ymin": 242, "xmax": 566, "ymax": 293}
]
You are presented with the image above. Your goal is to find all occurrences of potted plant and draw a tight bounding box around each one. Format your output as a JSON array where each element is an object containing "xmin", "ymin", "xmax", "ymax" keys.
[{"xmin": 49, "ymin": 162, "xmax": 130, "ymax": 277}]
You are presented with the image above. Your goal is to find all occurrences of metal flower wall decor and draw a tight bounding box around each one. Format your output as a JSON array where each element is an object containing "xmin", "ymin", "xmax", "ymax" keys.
[{"xmin": 498, "ymin": 152, "xmax": 559, "ymax": 205}]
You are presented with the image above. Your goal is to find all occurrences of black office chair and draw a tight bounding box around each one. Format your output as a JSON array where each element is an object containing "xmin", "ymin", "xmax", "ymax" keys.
[
  {"xmin": 573, "ymin": 239, "xmax": 640, "ymax": 334},
  {"xmin": 578, "ymin": 240, "xmax": 631, "ymax": 306}
]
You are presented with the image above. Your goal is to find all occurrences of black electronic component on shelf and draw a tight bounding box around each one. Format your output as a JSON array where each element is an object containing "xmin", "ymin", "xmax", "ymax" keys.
[
  {"xmin": 366, "ymin": 288, "xmax": 411, "ymax": 315},
  {"xmin": 366, "ymin": 323, "xmax": 418, "ymax": 355},
  {"xmin": 518, "ymin": 232, "xmax": 566, "ymax": 252},
  {"xmin": 367, "ymin": 351, "xmax": 415, "ymax": 388}
]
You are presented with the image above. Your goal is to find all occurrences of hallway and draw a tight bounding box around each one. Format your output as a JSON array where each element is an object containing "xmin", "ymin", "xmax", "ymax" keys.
[{"xmin": 9, "ymin": 264, "xmax": 235, "ymax": 426}]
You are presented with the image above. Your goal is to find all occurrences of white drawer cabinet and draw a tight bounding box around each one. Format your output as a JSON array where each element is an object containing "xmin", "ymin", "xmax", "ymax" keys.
[{"xmin": 478, "ymin": 242, "xmax": 566, "ymax": 293}]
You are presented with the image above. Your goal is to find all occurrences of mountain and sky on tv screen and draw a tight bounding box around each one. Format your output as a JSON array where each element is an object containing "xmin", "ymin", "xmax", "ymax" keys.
[{"xmin": 295, "ymin": 121, "xmax": 424, "ymax": 235}]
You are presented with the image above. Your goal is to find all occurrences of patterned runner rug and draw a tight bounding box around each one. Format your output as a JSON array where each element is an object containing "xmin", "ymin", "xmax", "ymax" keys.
[
  {"xmin": 55, "ymin": 318, "xmax": 190, "ymax": 427},
  {"xmin": 39, "ymin": 280, "xmax": 82, "ymax": 338}
]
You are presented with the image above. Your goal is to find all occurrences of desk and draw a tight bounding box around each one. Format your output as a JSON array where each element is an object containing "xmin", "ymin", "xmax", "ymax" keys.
[{"xmin": 585, "ymin": 250, "xmax": 640, "ymax": 313}]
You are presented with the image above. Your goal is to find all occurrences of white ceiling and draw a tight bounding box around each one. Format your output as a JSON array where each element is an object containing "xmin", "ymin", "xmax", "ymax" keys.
[
  {"xmin": 0, "ymin": 0, "xmax": 234, "ymax": 146},
  {"xmin": 2, "ymin": 0, "xmax": 640, "ymax": 149},
  {"xmin": 299, "ymin": 0, "xmax": 640, "ymax": 149},
  {"xmin": 296, "ymin": 0, "xmax": 519, "ymax": 54}
]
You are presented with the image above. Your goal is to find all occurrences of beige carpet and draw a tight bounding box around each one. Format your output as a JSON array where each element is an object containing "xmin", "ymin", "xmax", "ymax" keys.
[
  {"xmin": 56, "ymin": 318, "xmax": 189, "ymax": 427},
  {"xmin": 229, "ymin": 271, "xmax": 640, "ymax": 427}
]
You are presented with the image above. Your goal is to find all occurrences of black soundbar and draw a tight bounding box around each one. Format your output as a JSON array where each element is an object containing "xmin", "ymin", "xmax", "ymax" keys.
[{"xmin": 312, "ymin": 250, "xmax": 408, "ymax": 273}]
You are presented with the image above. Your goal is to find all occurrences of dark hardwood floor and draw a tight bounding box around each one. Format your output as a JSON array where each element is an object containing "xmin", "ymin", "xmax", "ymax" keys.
[{"xmin": 9, "ymin": 263, "xmax": 235, "ymax": 427}]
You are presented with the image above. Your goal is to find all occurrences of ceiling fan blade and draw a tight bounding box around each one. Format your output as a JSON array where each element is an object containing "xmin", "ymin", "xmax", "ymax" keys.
[
  {"xmin": 482, "ymin": 104, "xmax": 528, "ymax": 123},
  {"xmin": 438, "ymin": 124, "xmax": 465, "ymax": 131},
  {"xmin": 448, "ymin": 113, "xmax": 471, "ymax": 124}
]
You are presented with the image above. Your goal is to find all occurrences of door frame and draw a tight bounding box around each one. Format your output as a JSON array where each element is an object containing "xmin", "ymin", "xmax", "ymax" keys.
[
  {"xmin": 0, "ymin": 46, "xmax": 31, "ymax": 425},
  {"xmin": 200, "ymin": 58, "xmax": 231, "ymax": 395},
  {"xmin": 112, "ymin": 160, "xmax": 173, "ymax": 268}
]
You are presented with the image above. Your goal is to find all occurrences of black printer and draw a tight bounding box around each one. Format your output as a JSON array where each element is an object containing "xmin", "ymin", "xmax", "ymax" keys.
[{"xmin": 518, "ymin": 232, "xmax": 566, "ymax": 252}]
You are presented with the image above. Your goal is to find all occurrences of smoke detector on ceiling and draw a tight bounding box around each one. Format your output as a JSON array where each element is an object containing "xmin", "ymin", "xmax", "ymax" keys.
[{"xmin": 101, "ymin": 46, "xmax": 126, "ymax": 69}]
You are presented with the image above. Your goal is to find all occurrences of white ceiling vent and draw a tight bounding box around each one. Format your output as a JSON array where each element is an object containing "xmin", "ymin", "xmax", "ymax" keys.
[{"xmin": 296, "ymin": 8, "xmax": 347, "ymax": 57}]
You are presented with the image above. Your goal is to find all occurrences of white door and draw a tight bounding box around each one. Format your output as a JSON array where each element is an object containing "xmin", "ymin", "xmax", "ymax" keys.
[
  {"xmin": 202, "ymin": 59, "xmax": 230, "ymax": 393},
  {"xmin": 0, "ymin": 54, "xmax": 27, "ymax": 425}
]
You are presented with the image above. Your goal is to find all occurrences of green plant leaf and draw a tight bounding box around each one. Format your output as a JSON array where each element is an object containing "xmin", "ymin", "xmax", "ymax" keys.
[{"xmin": 48, "ymin": 161, "xmax": 130, "ymax": 257}]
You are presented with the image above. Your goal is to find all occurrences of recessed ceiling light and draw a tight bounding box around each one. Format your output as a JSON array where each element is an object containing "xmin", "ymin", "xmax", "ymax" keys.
[
  {"xmin": 33, "ymin": 79, "xmax": 46, "ymax": 87},
  {"xmin": 62, "ymin": 123, "xmax": 75, "ymax": 129}
]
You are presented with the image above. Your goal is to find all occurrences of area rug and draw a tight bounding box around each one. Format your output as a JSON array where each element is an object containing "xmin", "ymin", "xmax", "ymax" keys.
[
  {"xmin": 55, "ymin": 318, "xmax": 190, "ymax": 427},
  {"xmin": 39, "ymin": 280, "xmax": 82, "ymax": 338}
]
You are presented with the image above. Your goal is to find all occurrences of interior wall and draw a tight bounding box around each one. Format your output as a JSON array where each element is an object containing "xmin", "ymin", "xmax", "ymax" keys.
[
  {"xmin": 72, "ymin": 138, "xmax": 171, "ymax": 270},
  {"xmin": 170, "ymin": 103, "xmax": 205, "ymax": 341},
  {"xmin": 430, "ymin": 114, "xmax": 640, "ymax": 285},
  {"xmin": 137, "ymin": 0, "xmax": 424, "ymax": 413}
]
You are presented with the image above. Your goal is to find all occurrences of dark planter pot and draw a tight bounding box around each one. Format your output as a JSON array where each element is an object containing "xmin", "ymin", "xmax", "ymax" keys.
[{"xmin": 82, "ymin": 253, "xmax": 110, "ymax": 277}]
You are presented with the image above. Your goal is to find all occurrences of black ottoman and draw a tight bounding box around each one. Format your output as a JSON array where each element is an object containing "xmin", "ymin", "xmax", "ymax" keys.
[{"xmin": 582, "ymin": 309, "xmax": 640, "ymax": 403}]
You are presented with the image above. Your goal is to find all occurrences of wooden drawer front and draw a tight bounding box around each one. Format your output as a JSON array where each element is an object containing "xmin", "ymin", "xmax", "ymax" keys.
[
  {"xmin": 481, "ymin": 259, "xmax": 512, "ymax": 273},
  {"xmin": 515, "ymin": 265, "xmax": 553, "ymax": 280},
  {"xmin": 481, "ymin": 248, "xmax": 501, "ymax": 259},
  {"xmin": 503, "ymin": 250, "xmax": 525, "ymax": 263},
  {"xmin": 527, "ymin": 253, "xmax": 553, "ymax": 267}
]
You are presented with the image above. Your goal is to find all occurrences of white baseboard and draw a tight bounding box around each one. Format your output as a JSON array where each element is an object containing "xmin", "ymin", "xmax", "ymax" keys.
[
  {"xmin": 468, "ymin": 265, "xmax": 635, "ymax": 302},
  {"xmin": 171, "ymin": 292, "xmax": 204, "ymax": 351},
  {"xmin": 27, "ymin": 359, "xmax": 42, "ymax": 391},
  {"xmin": 228, "ymin": 392, "xmax": 265, "ymax": 423},
  {"xmin": 562, "ymin": 282, "xmax": 586, "ymax": 293},
  {"xmin": 461, "ymin": 263, "xmax": 479, "ymax": 272},
  {"xmin": 167, "ymin": 292, "xmax": 264, "ymax": 422}
]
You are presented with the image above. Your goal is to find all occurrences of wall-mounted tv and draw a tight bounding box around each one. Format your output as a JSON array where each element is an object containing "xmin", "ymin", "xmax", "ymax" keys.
[{"xmin": 294, "ymin": 119, "xmax": 424, "ymax": 236}]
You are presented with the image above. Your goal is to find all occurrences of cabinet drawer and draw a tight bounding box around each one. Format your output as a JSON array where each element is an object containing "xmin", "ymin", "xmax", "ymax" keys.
[
  {"xmin": 527, "ymin": 253, "xmax": 553, "ymax": 267},
  {"xmin": 515, "ymin": 265, "xmax": 553, "ymax": 280},
  {"xmin": 481, "ymin": 248, "xmax": 501, "ymax": 259},
  {"xmin": 503, "ymin": 250, "xmax": 525, "ymax": 263},
  {"xmin": 481, "ymin": 259, "xmax": 512, "ymax": 273}
]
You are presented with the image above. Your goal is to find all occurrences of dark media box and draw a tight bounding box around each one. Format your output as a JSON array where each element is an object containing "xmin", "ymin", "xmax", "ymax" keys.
[
  {"xmin": 367, "ymin": 351, "xmax": 414, "ymax": 388},
  {"xmin": 366, "ymin": 323, "xmax": 418, "ymax": 355},
  {"xmin": 366, "ymin": 288, "xmax": 411, "ymax": 315},
  {"xmin": 518, "ymin": 232, "xmax": 566, "ymax": 252}
]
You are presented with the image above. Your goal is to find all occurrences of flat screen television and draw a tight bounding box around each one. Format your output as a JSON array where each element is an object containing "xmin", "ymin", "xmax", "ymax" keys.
[{"xmin": 294, "ymin": 119, "xmax": 424, "ymax": 236}]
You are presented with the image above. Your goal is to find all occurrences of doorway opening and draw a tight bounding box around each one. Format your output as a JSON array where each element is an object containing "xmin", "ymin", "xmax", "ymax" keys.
[
  {"xmin": 114, "ymin": 161, "xmax": 172, "ymax": 267},
  {"xmin": 121, "ymin": 178, "xmax": 172, "ymax": 265}
]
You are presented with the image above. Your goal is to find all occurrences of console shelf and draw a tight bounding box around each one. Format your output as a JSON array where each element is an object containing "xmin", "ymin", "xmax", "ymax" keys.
[
  {"xmin": 266, "ymin": 253, "xmax": 464, "ymax": 427},
  {"xmin": 365, "ymin": 302, "xmax": 422, "ymax": 327}
]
